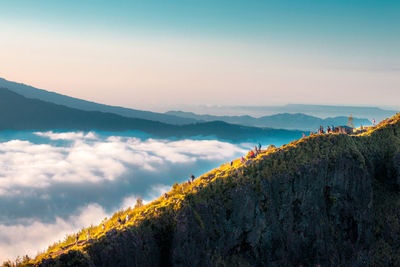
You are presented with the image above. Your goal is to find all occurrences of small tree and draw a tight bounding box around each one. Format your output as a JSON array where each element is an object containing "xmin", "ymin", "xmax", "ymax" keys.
[
  {"xmin": 347, "ymin": 114, "xmax": 354, "ymax": 128},
  {"xmin": 22, "ymin": 255, "xmax": 31, "ymax": 264},
  {"xmin": 134, "ymin": 197, "xmax": 144, "ymax": 209}
]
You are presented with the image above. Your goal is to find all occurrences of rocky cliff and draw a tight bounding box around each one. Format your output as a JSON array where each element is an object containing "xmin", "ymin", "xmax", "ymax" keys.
[{"xmin": 23, "ymin": 115, "xmax": 400, "ymax": 266}]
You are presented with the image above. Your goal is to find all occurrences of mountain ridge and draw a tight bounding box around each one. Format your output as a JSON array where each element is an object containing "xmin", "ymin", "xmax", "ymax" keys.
[
  {"xmin": 0, "ymin": 77, "xmax": 197, "ymax": 125},
  {"xmin": 17, "ymin": 113, "xmax": 400, "ymax": 266},
  {"xmin": 1, "ymin": 77, "xmax": 396, "ymax": 126},
  {"xmin": 0, "ymin": 87, "xmax": 301, "ymax": 144},
  {"xmin": 178, "ymin": 104, "xmax": 397, "ymax": 121}
]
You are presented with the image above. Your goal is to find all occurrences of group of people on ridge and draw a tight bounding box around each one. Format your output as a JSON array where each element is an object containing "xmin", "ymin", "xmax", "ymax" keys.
[
  {"xmin": 238, "ymin": 143, "xmax": 263, "ymax": 164},
  {"xmin": 247, "ymin": 143, "xmax": 262, "ymax": 159},
  {"xmin": 317, "ymin": 125, "xmax": 335, "ymax": 134}
]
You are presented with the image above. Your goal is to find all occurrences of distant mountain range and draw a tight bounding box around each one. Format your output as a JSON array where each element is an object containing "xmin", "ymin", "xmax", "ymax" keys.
[
  {"xmin": 174, "ymin": 104, "xmax": 397, "ymax": 121},
  {"xmin": 1, "ymin": 78, "xmax": 397, "ymax": 127},
  {"xmin": 0, "ymin": 77, "xmax": 197, "ymax": 125},
  {"xmin": 0, "ymin": 88, "xmax": 301, "ymax": 144},
  {"xmin": 1, "ymin": 77, "xmax": 395, "ymax": 131},
  {"xmin": 166, "ymin": 111, "xmax": 371, "ymax": 131}
]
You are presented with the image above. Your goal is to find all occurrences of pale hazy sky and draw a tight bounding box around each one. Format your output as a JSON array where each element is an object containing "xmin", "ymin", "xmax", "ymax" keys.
[{"xmin": 0, "ymin": 0, "xmax": 399, "ymax": 110}]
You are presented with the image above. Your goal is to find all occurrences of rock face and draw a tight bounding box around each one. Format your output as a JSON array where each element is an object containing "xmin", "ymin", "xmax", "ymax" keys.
[
  {"xmin": 37, "ymin": 116, "xmax": 400, "ymax": 267},
  {"xmin": 172, "ymin": 155, "xmax": 374, "ymax": 266},
  {"xmin": 395, "ymin": 152, "xmax": 400, "ymax": 187}
]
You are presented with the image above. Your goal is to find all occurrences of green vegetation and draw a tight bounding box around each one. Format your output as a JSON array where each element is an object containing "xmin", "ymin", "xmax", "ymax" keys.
[{"xmin": 4, "ymin": 113, "xmax": 400, "ymax": 266}]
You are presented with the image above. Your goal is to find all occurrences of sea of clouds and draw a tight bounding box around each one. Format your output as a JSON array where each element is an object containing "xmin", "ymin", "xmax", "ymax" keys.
[{"xmin": 0, "ymin": 131, "xmax": 248, "ymax": 262}]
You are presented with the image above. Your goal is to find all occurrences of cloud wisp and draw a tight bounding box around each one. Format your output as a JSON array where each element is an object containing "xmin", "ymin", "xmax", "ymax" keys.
[{"xmin": 0, "ymin": 203, "xmax": 108, "ymax": 263}]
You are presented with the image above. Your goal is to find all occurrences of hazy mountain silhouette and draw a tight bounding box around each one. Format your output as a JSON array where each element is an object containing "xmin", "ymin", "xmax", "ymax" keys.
[
  {"xmin": 0, "ymin": 88, "xmax": 301, "ymax": 143},
  {"xmin": 179, "ymin": 104, "xmax": 397, "ymax": 121},
  {"xmin": 1, "ymin": 77, "xmax": 394, "ymax": 129},
  {"xmin": 0, "ymin": 77, "xmax": 197, "ymax": 125},
  {"xmin": 166, "ymin": 111, "xmax": 371, "ymax": 131},
  {"xmin": 2, "ymin": 77, "xmax": 396, "ymax": 127}
]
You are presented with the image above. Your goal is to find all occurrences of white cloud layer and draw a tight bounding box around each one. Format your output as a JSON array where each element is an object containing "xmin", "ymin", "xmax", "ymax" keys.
[
  {"xmin": 0, "ymin": 132, "xmax": 246, "ymax": 195},
  {"xmin": 0, "ymin": 203, "xmax": 108, "ymax": 263},
  {"xmin": 0, "ymin": 131, "xmax": 248, "ymax": 262}
]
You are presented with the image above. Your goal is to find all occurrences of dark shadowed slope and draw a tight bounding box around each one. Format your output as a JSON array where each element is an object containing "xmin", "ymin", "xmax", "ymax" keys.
[
  {"xmin": 0, "ymin": 88, "xmax": 301, "ymax": 143},
  {"xmin": 25, "ymin": 114, "xmax": 400, "ymax": 267},
  {"xmin": 167, "ymin": 110, "xmax": 371, "ymax": 130},
  {"xmin": 0, "ymin": 77, "xmax": 197, "ymax": 125}
]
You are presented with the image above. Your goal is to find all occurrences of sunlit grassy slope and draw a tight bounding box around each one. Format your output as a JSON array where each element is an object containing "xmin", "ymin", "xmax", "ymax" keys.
[{"xmin": 16, "ymin": 113, "xmax": 400, "ymax": 266}]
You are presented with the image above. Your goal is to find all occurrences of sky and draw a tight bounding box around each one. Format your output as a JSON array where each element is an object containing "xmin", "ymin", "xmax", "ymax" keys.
[
  {"xmin": 0, "ymin": 130, "xmax": 248, "ymax": 261},
  {"xmin": 0, "ymin": 0, "xmax": 399, "ymax": 110}
]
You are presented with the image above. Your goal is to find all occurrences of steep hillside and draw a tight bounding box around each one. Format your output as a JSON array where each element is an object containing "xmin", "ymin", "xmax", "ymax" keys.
[
  {"xmin": 0, "ymin": 88, "xmax": 301, "ymax": 143},
  {"xmin": 166, "ymin": 111, "xmax": 371, "ymax": 130},
  {"xmin": 11, "ymin": 114, "xmax": 400, "ymax": 266},
  {"xmin": 0, "ymin": 78, "xmax": 197, "ymax": 125}
]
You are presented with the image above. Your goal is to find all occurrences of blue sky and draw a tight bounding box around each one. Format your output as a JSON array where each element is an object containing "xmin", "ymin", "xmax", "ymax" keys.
[{"xmin": 0, "ymin": 0, "xmax": 399, "ymax": 109}]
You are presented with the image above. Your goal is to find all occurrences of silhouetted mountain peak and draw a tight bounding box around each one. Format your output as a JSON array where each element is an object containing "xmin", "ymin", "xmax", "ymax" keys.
[{"xmin": 0, "ymin": 77, "xmax": 198, "ymax": 125}]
